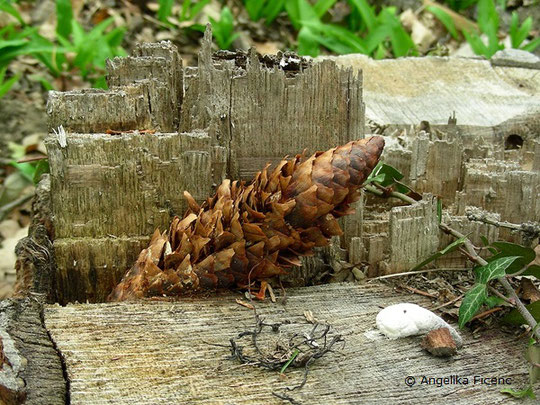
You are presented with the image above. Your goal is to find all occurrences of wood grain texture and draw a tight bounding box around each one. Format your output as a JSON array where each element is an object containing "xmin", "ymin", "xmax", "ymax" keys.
[
  {"xmin": 456, "ymin": 159, "xmax": 540, "ymax": 224},
  {"xmin": 180, "ymin": 29, "xmax": 364, "ymax": 181},
  {"xmin": 327, "ymin": 54, "xmax": 540, "ymax": 127},
  {"xmin": 44, "ymin": 282, "xmax": 535, "ymax": 404},
  {"xmin": 14, "ymin": 175, "xmax": 56, "ymax": 301},
  {"xmin": 46, "ymin": 131, "xmax": 215, "ymax": 239},
  {"xmin": 0, "ymin": 297, "xmax": 66, "ymax": 404},
  {"xmin": 47, "ymin": 86, "xmax": 154, "ymax": 133}
]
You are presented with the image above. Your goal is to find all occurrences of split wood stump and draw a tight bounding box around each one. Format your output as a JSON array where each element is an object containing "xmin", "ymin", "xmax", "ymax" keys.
[
  {"xmin": 18, "ymin": 31, "xmax": 540, "ymax": 304},
  {"xmin": 4, "ymin": 27, "xmax": 540, "ymax": 404}
]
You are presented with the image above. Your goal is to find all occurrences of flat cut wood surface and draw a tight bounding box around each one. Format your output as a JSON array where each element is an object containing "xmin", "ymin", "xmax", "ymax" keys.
[
  {"xmin": 328, "ymin": 54, "xmax": 540, "ymax": 127},
  {"xmin": 44, "ymin": 283, "xmax": 535, "ymax": 404}
]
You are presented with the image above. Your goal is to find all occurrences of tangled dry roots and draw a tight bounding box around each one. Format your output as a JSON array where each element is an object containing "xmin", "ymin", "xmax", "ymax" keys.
[{"xmin": 109, "ymin": 136, "xmax": 384, "ymax": 301}]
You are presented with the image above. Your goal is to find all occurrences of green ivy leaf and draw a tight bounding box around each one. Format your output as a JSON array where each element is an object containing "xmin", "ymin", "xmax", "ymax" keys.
[
  {"xmin": 484, "ymin": 295, "xmax": 505, "ymax": 309},
  {"xmin": 367, "ymin": 162, "xmax": 404, "ymax": 187},
  {"xmin": 522, "ymin": 265, "xmax": 540, "ymax": 279},
  {"xmin": 476, "ymin": 256, "xmax": 520, "ymax": 284},
  {"xmin": 489, "ymin": 242, "xmax": 535, "ymax": 274},
  {"xmin": 459, "ymin": 283, "xmax": 488, "ymax": 328},
  {"xmin": 502, "ymin": 301, "xmax": 540, "ymax": 325}
]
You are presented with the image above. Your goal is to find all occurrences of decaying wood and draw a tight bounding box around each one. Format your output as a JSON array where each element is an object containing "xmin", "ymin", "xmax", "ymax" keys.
[
  {"xmin": 19, "ymin": 27, "xmax": 538, "ymax": 304},
  {"xmin": 350, "ymin": 193, "xmax": 439, "ymax": 276},
  {"xmin": 0, "ymin": 296, "xmax": 66, "ymax": 404},
  {"xmin": 13, "ymin": 176, "xmax": 56, "ymax": 301},
  {"xmin": 421, "ymin": 327, "xmax": 458, "ymax": 357},
  {"xmin": 42, "ymin": 282, "xmax": 535, "ymax": 404},
  {"xmin": 39, "ymin": 28, "xmax": 366, "ymax": 303}
]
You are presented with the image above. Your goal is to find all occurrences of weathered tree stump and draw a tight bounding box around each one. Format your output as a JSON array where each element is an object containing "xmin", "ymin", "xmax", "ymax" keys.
[
  {"xmin": 5, "ymin": 283, "xmax": 530, "ymax": 404},
  {"xmin": 3, "ymin": 27, "xmax": 540, "ymax": 404}
]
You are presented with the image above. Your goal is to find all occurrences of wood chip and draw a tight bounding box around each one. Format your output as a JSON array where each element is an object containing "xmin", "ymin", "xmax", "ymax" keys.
[
  {"xmin": 235, "ymin": 299, "xmax": 254, "ymax": 310},
  {"xmin": 421, "ymin": 327, "xmax": 458, "ymax": 357}
]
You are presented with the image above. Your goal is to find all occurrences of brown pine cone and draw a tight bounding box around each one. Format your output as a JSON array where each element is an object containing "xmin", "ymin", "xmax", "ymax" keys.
[{"xmin": 109, "ymin": 136, "xmax": 384, "ymax": 301}]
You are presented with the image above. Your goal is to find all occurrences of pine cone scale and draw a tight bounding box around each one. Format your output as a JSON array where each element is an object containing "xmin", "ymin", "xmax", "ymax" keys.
[{"xmin": 109, "ymin": 137, "xmax": 384, "ymax": 301}]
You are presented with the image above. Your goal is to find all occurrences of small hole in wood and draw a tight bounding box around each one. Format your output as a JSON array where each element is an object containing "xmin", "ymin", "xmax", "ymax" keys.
[{"xmin": 505, "ymin": 134, "xmax": 523, "ymax": 150}]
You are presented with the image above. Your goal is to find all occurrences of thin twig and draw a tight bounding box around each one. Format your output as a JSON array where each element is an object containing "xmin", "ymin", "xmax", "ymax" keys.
[
  {"xmin": 465, "ymin": 207, "xmax": 540, "ymax": 244},
  {"xmin": 363, "ymin": 184, "xmax": 417, "ymax": 205},
  {"xmin": 487, "ymin": 286, "xmax": 515, "ymax": 305},
  {"xmin": 399, "ymin": 284, "xmax": 438, "ymax": 299},
  {"xmin": 368, "ymin": 267, "xmax": 469, "ymax": 281},
  {"xmin": 430, "ymin": 294, "xmax": 464, "ymax": 311},
  {"xmin": 471, "ymin": 307, "xmax": 504, "ymax": 321}
]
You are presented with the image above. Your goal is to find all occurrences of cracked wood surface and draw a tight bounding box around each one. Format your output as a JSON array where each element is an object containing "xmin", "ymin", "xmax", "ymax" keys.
[
  {"xmin": 44, "ymin": 282, "xmax": 535, "ymax": 404},
  {"xmin": 0, "ymin": 297, "xmax": 66, "ymax": 404}
]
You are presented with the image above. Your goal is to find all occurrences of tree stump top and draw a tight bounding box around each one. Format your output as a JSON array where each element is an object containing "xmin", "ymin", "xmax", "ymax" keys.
[{"xmin": 43, "ymin": 282, "xmax": 533, "ymax": 404}]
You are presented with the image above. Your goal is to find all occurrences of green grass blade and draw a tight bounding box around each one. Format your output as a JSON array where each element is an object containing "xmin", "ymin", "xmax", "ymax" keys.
[
  {"xmin": 348, "ymin": 0, "xmax": 377, "ymax": 31},
  {"xmin": 522, "ymin": 37, "xmax": 540, "ymax": 52},
  {"xmin": 0, "ymin": 71, "xmax": 20, "ymax": 98},
  {"xmin": 0, "ymin": 1, "xmax": 25, "ymax": 25},
  {"xmin": 245, "ymin": 0, "xmax": 264, "ymax": 21},
  {"xmin": 157, "ymin": 0, "xmax": 174, "ymax": 22},
  {"xmin": 56, "ymin": 0, "xmax": 73, "ymax": 39},
  {"xmin": 297, "ymin": 26, "xmax": 320, "ymax": 56},
  {"xmin": 262, "ymin": 0, "xmax": 285, "ymax": 24},
  {"xmin": 313, "ymin": 0, "xmax": 337, "ymax": 18},
  {"xmin": 426, "ymin": 5, "xmax": 459, "ymax": 39},
  {"xmin": 280, "ymin": 349, "xmax": 299, "ymax": 374}
]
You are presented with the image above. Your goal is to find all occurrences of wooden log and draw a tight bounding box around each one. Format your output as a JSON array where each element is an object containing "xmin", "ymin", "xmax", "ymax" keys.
[
  {"xmin": 0, "ymin": 297, "xmax": 66, "ymax": 404},
  {"xmin": 180, "ymin": 28, "xmax": 364, "ymax": 181},
  {"xmin": 44, "ymin": 131, "xmax": 220, "ymax": 303},
  {"xmin": 107, "ymin": 41, "xmax": 183, "ymax": 132},
  {"xmin": 40, "ymin": 282, "xmax": 534, "ymax": 404},
  {"xmin": 456, "ymin": 159, "xmax": 540, "ymax": 224},
  {"xmin": 409, "ymin": 132, "xmax": 463, "ymax": 205},
  {"xmin": 47, "ymin": 86, "xmax": 154, "ymax": 133},
  {"xmin": 386, "ymin": 194, "xmax": 439, "ymax": 273},
  {"xmin": 41, "ymin": 32, "xmax": 368, "ymax": 303},
  {"xmin": 353, "ymin": 194, "xmax": 439, "ymax": 275}
]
